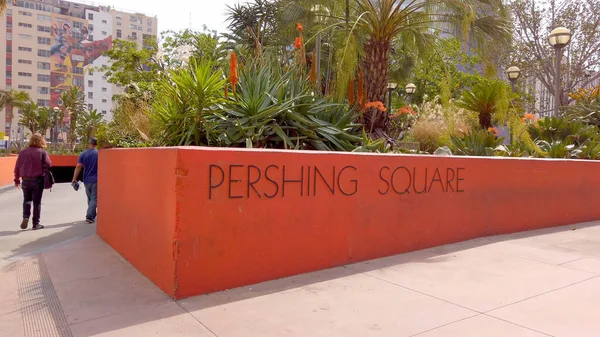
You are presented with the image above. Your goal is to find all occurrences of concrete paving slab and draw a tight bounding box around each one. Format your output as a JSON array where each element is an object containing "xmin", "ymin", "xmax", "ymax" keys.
[
  {"xmin": 413, "ymin": 314, "xmax": 550, "ymax": 337},
  {"xmin": 560, "ymin": 257, "xmax": 600, "ymax": 274},
  {"xmin": 488, "ymin": 276, "xmax": 600, "ymax": 337},
  {"xmin": 180, "ymin": 267, "xmax": 477, "ymax": 337},
  {"xmin": 42, "ymin": 239, "xmax": 130, "ymax": 284},
  {"xmin": 347, "ymin": 244, "xmax": 596, "ymax": 312},
  {"xmin": 53, "ymin": 262, "xmax": 170, "ymax": 325},
  {"xmin": 69, "ymin": 301, "xmax": 214, "ymax": 337}
]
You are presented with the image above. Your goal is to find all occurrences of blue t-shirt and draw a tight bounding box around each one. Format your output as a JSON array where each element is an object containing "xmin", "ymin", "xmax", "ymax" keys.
[{"xmin": 78, "ymin": 149, "xmax": 98, "ymax": 184}]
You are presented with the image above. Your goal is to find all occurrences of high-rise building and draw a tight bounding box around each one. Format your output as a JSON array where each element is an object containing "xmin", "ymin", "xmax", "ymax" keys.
[{"xmin": 0, "ymin": 0, "xmax": 157, "ymax": 141}]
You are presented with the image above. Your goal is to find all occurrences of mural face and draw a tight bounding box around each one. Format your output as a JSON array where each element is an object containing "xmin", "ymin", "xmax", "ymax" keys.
[{"xmin": 50, "ymin": 15, "xmax": 113, "ymax": 108}]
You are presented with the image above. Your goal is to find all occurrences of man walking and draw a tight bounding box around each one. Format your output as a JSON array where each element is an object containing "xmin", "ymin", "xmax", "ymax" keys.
[{"xmin": 73, "ymin": 137, "xmax": 98, "ymax": 223}]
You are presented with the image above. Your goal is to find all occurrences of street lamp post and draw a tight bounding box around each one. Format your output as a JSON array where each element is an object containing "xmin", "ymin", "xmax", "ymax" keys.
[
  {"xmin": 506, "ymin": 66, "xmax": 521, "ymax": 92},
  {"xmin": 405, "ymin": 83, "xmax": 416, "ymax": 104},
  {"xmin": 548, "ymin": 27, "xmax": 572, "ymax": 116},
  {"xmin": 387, "ymin": 82, "xmax": 398, "ymax": 112}
]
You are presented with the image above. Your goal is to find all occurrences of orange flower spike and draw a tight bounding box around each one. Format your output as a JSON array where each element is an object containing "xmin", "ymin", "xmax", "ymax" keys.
[
  {"xmin": 229, "ymin": 52, "xmax": 238, "ymax": 94},
  {"xmin": 348, "ymin": 79, "xmax": 355, "ymax": 105},
  {"xmin": 294, "ymin": 37, "xmax": 302, "ymax": 50},
  {"xmin": 296, "ymin": 23, "xmax": 303, "ymax": 32}
]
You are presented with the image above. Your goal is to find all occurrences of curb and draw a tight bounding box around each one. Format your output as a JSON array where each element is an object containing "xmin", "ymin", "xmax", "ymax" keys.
[{"xmin": 0, "ymin": 184, "xmax": 15, "ymax": 194}]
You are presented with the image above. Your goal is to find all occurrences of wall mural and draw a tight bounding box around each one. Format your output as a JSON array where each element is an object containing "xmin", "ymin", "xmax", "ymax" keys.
[{"xmin": 49, "ymin": 14, "xmax": 113, "ymax": 110}]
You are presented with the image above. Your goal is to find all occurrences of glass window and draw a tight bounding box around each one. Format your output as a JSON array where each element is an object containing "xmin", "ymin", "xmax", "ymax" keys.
[
  {"xmin": 18, "ymin": 46, "xmax": 32, "ymax": 52},
  {"xmin": 37, "ymin": 74, "xmax": 50, "ymax": 82},
  {"xmin": 101, "ymin": 110, "xmax": 107, "ymax": 115},
  {"xmin": 102, "ymin": 87, "xmax": 107, "ymax": 92},
  {"xmin": 37, "ymin": 61, "xmax": 51, "ymax": 70},
  {"xmin": 18, "ymin": 11, "xmax": 32, "ymax": 16},
  {"xmin": 138, "ymin": 26, "xmax": 142, "ymax": 31},
  {"xmin": 37, "ymin": 14, "xmax": 52, "ymax": 21},
  {"xmin": 6, "ymin": 59, "xmax": 12, "ymax": 65},
  {"xmin": 18, "ymin": 59, "xmax": 32, "ymax": 64},
  {"xmin": 18, "ymin": 22, "xmax": 32, "ymax": 28},
  {"xmin": 102, "ymin": 76, "xmax": 107, "ymax": 80},
  {"xmin": 88, "ymin": 13, "xmax": 94, "ymax": 20},
  {"xmin": 7, "ymin": 9, "xmax": 13, "ymax": 15},
  {"xmin": 6, "ymin": 21, "xmax": 13, "ymax": 28},
  {"xmin": 6, "ymin": 71, "xmax": 12, "ymax": 79},
  {"xmin": 147, "ymin": 27, "xmax": 152, "ymax": 33},
  {"xmin": 116, "ymin": 29, "xmax": 121, "ymax": 38},
  {"xmin": 88, "ymin": 24, "xmax": 94, "ymax": 31},
  {"xmin": 72, "ymin": 67, "xmax": 84, "ymax": 75},
  {"xmin": 38, "ymin": 37, "xmax": 51, "ymax": 45},
  {"xmin": 38, "ymin": 87, "xmax": 50, "ymax": 94},
  {"xmin": 117, "ymin": 21, "xmax": 122, "ymax": 26},
  {"xmin": 130, "ymin": 15, "xmax": 137, "ymax": 21},
  {"xmin": 102, "ymin": 20, "xmax": 107, "ymax": 24},
  {"xmin": 18, "ymin": 72, "xmax": 32, "ymax": 77},
  {"xmin": 147, "ymin": 18, "xmax": 152, "ymax": 26},
  {"xmin": 89, "ymin": 35, "xmax": 93, "ymax": 41},
  {"xmin": 88, "ymin": 80, "xmax": 94, "ymax": 87},
  {"xmin": 37, "ymin": 25, "xmax": 51, "ymax": 33},
  {"xmin": 6, "ymin": 45, "xmax": 12, "ymax": 52},
  {"xmin": 18, "ymin": 85, "xmax": 33, "ymax": 90},
  {"xmin": 7, "ymin": 32, "xmax": 12, "ymax": 40},
  {"xmin": 129, "ymin": 23, "xmax": 137, "ymax": 29},
  {"xmin": 37, "ymin": 49, "xmax": 51, "ymax": 57},
  {"xmin": 88, "ymin": 104, "xmax": 93, "ymax": 110},
  {"xmin": 102, "ymin": 31, "xmax": 107, "ymax": 36},
  {"xmin": 88, "ymin": 92, "xmax": 93, "ymax": 99},
  {"xmin": 37, "ymin": 99, "xmax": 51, "ymax": 107},
  {"xmin": 18, "ymin": 33, "xmax": 32, "ymax": 39},
  {"xmin": 73, "ymin": 78, "xmax": 84, "ymax": 86}
]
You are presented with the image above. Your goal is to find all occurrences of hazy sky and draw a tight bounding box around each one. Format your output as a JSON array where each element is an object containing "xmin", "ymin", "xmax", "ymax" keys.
[{"xmin": 103, "ymin": 0, "xmax": 240, "ymax": 35}]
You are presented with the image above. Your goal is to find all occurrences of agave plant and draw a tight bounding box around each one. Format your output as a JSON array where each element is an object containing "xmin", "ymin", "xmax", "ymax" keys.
[
  {"xmin": 450, "ymin": 129, "xmax": 504, "ymax": 156},
  {"xmin": 219, "ymin": 59, "xmax": 363, "ymax": 151},
  {"xmin": 528, "ymin": 117, "xmax": 598, "ymax": 146}
]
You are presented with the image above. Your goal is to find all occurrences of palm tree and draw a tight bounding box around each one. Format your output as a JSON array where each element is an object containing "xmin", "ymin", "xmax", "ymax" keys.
[
  {"xmin": 455, "ymin": 80, "xmax": 506, "ymax": 129},
  {"xmin": 0, "ymin": 0, "xmax": 7, "ymax": 14},
  {"xmin": 60, "ymin": 86, "xmax": 86, "ymax": 144},
  {"xmin": 19, "ymin": 103, "xmax": 55, "ymax": 136},
  {"xmin": 19, "ymin": 102, "xmax": 40, "ymax": 134},
  {"xmin": 77, "ymin": 109, "xmax": 105, "ymax": 141},
  {"xmin": 223, "ymin": 0, "xmax": 281, "ymax": 57},
  {"xmin": 0, "ymin": 89, "xmax": 31, "ymax": 141},
  {"xmin": 356, "ymin": 0, "xmax": 511, "ymax": 134}
]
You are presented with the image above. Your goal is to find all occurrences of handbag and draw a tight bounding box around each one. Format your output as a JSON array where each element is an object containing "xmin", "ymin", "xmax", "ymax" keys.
[{"xmin": 41, "ymin": 150, "xmax": 55, "ymax": 190}]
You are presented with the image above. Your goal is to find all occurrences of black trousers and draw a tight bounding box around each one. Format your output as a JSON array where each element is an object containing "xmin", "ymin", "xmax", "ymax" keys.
[{"xmin": 22, "ymin": 178, "xmax": 44, "ymax": 225}]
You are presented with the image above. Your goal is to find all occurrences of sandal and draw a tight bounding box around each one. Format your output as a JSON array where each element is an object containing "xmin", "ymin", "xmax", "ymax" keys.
[{"xmin": 32, "ymin": 224, "xmax": 45, "ymax": 230}]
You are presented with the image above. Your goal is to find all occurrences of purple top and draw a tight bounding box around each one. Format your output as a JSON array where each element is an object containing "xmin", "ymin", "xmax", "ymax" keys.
[{"xmin": 14, "ymin": 147, "xmax": 52, "ymax": 183}]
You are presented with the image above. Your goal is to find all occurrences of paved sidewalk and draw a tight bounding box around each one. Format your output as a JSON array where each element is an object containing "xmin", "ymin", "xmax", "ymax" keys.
[{"xmin": 1, "ymin": 185, "xmax": 600, "ymax": 336}]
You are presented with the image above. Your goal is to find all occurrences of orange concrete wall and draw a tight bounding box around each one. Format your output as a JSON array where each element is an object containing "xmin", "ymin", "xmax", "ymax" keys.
[
  {"xmin": 97, "ymin": 148, "xmax": 179, "ymax": 297},
  {"xmin": 50, "ymin": 155, "xmax": 78, "ymax": 167},
  {"xmin": 0, "ymin": 157, "xmax": 18, "ymax": 187},
  {"xmin": 98, "ymin": 147, "xmax": 600, "ymax": 299}
]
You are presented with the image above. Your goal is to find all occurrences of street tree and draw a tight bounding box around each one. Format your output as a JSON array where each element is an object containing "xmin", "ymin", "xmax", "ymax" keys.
[{"xmin": 510, "ymin": 0, "xmax": 600, "ymax": 110}]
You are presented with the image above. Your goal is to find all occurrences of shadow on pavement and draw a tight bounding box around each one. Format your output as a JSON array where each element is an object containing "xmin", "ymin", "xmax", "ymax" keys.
[
  {"xmin": 0, "ymin": 222, "xmax": 82, "ymax": 238},
  {"xmin": 2, "ymin": 221, "xmax": 96, "ymax": 266}
]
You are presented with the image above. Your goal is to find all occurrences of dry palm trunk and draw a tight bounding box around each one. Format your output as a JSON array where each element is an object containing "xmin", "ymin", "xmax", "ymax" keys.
[{"xmin": 363, "ymin": 36, "xmax": 391, "ymax": 135}]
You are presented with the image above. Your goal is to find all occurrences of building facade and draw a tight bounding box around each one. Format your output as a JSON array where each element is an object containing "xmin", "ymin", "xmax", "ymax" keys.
[{"xmin": 0, "ymin": 0, "xmax": 157, "ymax": 141}]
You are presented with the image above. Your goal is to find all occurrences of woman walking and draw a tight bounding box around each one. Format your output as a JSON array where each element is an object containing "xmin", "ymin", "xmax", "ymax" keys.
[{"xmin": 13, "ymin": 134, "xmax": 52, "ymax": 230}]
